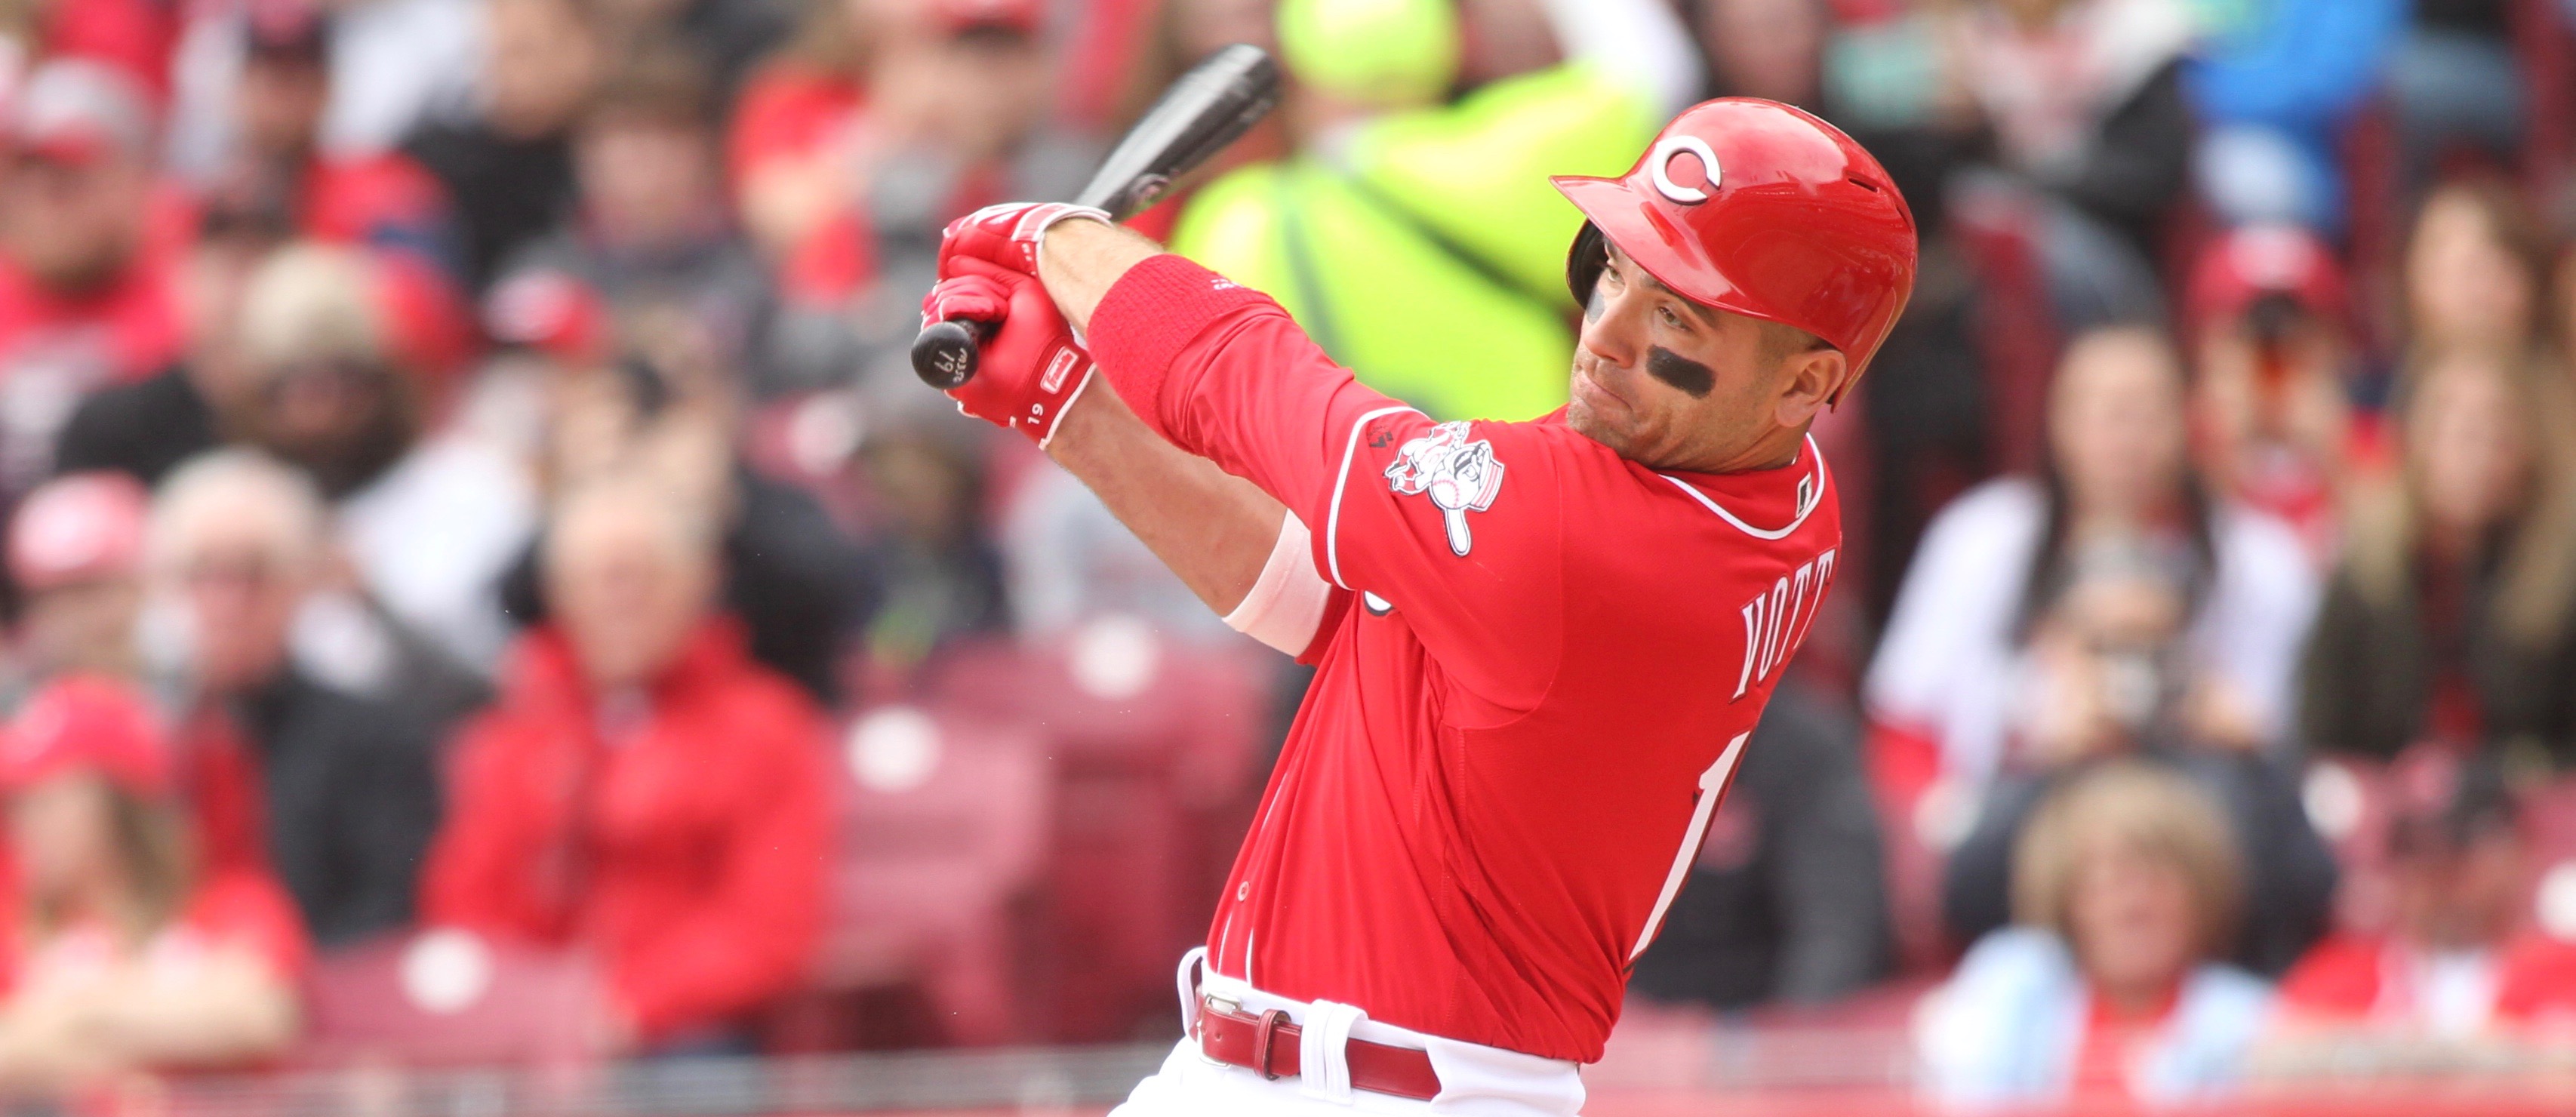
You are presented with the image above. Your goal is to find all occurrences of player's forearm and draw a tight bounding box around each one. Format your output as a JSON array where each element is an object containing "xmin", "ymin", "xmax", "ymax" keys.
[
  {"xmin": 1036, "ymin": 218, "xmax": 1165, "ymax": 337},
  {"xmin": 1045, "ymin": 379, "xmax": 1282, "ymax": 615}
]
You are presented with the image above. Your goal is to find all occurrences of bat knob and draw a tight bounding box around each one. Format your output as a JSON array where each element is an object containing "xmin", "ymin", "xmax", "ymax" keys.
[{"xmin": 912, "ymin": 320, "xmax": 982, "ymax": 389}]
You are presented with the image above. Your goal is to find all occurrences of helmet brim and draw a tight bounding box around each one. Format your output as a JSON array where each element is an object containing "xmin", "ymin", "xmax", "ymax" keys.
[{"xmin": 1551, "ymin": 174, "xmax": 1794, "ymax": 335}]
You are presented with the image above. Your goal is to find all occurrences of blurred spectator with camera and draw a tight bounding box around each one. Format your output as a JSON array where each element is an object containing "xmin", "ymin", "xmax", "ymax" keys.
[
  {"xmin": 143, "ymin": 449, "xmax": 444, "ymax": 946},
  {"xmin": 423, "ymin": 476, "xmax": 833, "ymax": 1050},
  {"xmin": 1918, "ymin": 760, "xmax": 2271, "ymax": 1105},
  {"xmin": 2265, "ymin": 750, "xmax": 2576, "ymax": 1050},
  {"xmin": 2300, "ymin": 346, "xmax": 2576, "ymax": 767},
  {"xmin": 2185, "ymin": 225, "xmax": 2365, "ymax": 560},
  {"xmin": 402, "ymin": 0, "xmax": 602, "ymax": 295},
  {"xmin": 230, "ymin": 242, "xmax": 530, "ymax": 677},
  {"xmin": 52, "ymin": 177, "xmax": 297, "ymax": 489},
  {"xmin": 0, "ymin": 675, "xmax": 306, "ymax": 1090},
  {"xmin": 1938, "ymin": 543, "xmax": 2337, "ymax": 977},
  {"xmin": 1869, "ymin": 325, "xmax": 2318, "ymax": 790},
  {"xmin": 4, "ymin": 473, "xmax": 149, "ymax": 693},
  {"xmin": 0, "ymin": 60, "xmax": 189, "ymax": 497}
]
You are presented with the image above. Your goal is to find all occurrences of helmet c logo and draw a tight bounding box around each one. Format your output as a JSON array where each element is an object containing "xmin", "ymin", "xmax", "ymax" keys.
[{"xmin": 1649, "ymin": 135, "xmax": 1721, "ymax": 205}]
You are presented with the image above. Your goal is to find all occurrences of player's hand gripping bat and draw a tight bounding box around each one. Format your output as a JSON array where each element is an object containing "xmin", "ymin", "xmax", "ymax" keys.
[{"xmin": 909, "ymin": 44, "xmax": 1280, "ymax": 389}]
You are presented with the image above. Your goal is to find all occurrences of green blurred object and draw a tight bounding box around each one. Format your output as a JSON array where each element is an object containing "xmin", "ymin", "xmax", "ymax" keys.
[
  {"xmin": 1276, "ymin": 0, "xmax": 1460, "ymax": 107},
  {"xmin": 1170, "ymin": 64, "xmax": 1654, "ymax": 422}
]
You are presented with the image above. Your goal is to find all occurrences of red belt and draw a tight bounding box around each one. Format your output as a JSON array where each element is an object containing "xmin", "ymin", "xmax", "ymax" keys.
[{"xmin": 1196, "ymin": 996, "xmax": 1443, "ymax": 1101}]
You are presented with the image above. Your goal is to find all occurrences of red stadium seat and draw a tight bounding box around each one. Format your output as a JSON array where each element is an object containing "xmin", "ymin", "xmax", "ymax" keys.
[
  {"xmin": 814, "ymin": 706, "xmax": 1054, "ymax": 1047},
  {"xmin": 296, "ymin": 928, "xmax": 605, "ymax": 1068},
  {"xmin": 923, "ymin": 622, "xmax": 1272, "ymax": 1041}
]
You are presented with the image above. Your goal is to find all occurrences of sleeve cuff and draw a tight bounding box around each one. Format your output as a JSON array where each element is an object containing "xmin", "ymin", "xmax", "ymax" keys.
[{"xmin": 1088, "ymin": 254, "xmax": 1276, "ymax": 444}]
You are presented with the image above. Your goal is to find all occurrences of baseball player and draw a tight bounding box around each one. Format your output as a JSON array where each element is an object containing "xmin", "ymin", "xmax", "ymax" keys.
[{"xmin": 922, "ymin": 99, "xmax": 1916, "ymax": 1114}]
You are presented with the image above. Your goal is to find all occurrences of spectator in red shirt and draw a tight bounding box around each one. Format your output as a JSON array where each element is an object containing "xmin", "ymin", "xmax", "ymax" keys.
[
  {"xmin": 730, "ymin": 0, "xmax": 1080, "ymax": 350},
  {"xmin": 0, "ymin": 674, "xmax": 306, "ymax": 1091},
  {"xmin": 2269, "ymin": 750, "xmax": 2576, "ymax": 1042},
  {"xmin": 422, "ymin": 476, "xmax": 833, "ymax": 1048},
  {"xmin": 4, "ymin": 472, "xmax": 149, "ymax": 692},
  {"xmin": 219, "ymin": 0, "xmax": 463, "ymax": 286},
  {"xmin": 0, "ymin": 59, "xmax": 189, "ymax": 495}
]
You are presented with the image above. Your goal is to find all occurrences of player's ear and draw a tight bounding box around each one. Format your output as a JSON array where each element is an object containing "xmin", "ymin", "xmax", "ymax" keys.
[{"xmin": 1771, "ymin": 348, "xmax": 1847, "ymax": 429}]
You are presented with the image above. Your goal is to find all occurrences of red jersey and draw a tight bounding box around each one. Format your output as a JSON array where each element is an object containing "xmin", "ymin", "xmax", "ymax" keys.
[{"xmin": 1090, "ymin": 255, "xmax": 1844, "ymax": 1063}]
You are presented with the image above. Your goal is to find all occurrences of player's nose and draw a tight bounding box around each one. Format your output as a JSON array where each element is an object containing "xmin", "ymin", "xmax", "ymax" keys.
[{"xmin": 1577, "ymin": 288, "xmax": 1648, "ymax": 374}]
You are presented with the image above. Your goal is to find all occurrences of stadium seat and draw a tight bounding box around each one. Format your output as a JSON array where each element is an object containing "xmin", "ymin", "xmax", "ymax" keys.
[
  {"xmin": 296, "ymin": 928, "xmax": 605, "ymax": 1068},
  {"xmin": 813, "ymin": 706, "xmax": 1055, "ymax": 1047},
  {"xmin": 922, "ymin": 621, "xmax": 1272, "ymax": 1040}
]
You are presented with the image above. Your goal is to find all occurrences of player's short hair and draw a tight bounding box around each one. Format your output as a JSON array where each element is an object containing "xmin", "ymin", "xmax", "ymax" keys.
[
  {"xmin": 2010, "ymin": 760, "xmax": 2244, "ymax": 961},
  {"xmin": 1754, "ymin": 317, "xmax": 1833, "ymax": 369}
]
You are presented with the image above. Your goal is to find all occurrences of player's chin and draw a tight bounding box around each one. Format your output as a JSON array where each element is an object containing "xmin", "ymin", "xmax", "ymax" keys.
[
  {"xmin": 1565, "ymin": 394, "xmax": 1639, "ymax": 456},
  {"xmin": 1569, "ymin": 368, "xmax": 1639, "ymax": 447}
]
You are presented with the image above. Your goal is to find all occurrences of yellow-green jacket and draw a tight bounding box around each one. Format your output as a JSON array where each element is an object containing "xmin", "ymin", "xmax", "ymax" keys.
[{"xmin": 1168, "ymin": 64, "xmax": 1657, "ymax": 422}]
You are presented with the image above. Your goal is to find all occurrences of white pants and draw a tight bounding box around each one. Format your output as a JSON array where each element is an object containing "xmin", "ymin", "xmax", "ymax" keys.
[{"xmin": 1110, "ymin": 950, "xmax": 1586, "ymax": 1116}]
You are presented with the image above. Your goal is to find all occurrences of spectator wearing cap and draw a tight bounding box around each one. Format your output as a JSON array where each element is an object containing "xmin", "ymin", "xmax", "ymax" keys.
[
  {"xmin": 0, "ymin": 60, "xmax": 193, "ymax": 497},
  {"xmin": 231, "ymin": 242, "xmax": 534, "ymax": 674},
  {"xmin": 500, "ymin": 45, "xmax": 823, "ymax": 397},
  {"xmin": 423, "ymin": 477, "xmax": 832, "ymax": 1049},
  {"xmin": 401, "ymin": 0, "xmax": 599, "ymax": 294},
  {"xmin": 1917, "ymin": 761, "xmax": 2271, "ymax": 1106},
  {"xmin": 2266, "ymin": 750, "xmax": 2576, "ymax": 1044},
  {"xmin": 181, "ymin": 0, "xmax": 468, "ymax": 294},
  {"xmin": 166, "ymin": 0, "xmax": 481, "ymax": 181},
  {"xmin": 0, "ymin": 674, "xmax": 307, "ymax": 1090},
  {"xmin": 5, "ymin": 472, "xmax": 149, "ymax": 690},
  {"xmin": 2299, "ymin": 346, "xmax": 2576, "ymax": 766},
  {"xmin": 145, "ymin": 449, "xmax": 445, "ymax": 946},
  {"xmin": 730, "ymin": 0, "xmax": 1101, "ymax": 398},
  {"xmin": 2185, "ymin": 225, "xmax": 2365, "ymax": 562},
  {"xmin": 51, "ymin": 180, "xmax": 300, "ymax": 490}
]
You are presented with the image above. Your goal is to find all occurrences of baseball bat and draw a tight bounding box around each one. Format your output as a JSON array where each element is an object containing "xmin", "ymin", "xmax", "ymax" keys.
[{"xmin": 910, "ymin": 43, "xmax": 1282, "ymax": 389}]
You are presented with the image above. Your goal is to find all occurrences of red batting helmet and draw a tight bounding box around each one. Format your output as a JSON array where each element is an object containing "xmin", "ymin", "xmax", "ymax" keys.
[{"xmin": 1555, "ymin": 99, "xmax": 1916, "ymax": 405}]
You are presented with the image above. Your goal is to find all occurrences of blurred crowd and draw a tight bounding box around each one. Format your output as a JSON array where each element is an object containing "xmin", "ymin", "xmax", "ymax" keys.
[{"xmin": 0, "ymin": 0, "xmax": 2562, "ymax": 1108}]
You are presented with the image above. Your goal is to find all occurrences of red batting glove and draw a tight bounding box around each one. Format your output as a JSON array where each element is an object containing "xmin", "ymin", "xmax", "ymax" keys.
[
  {"xmin": 919, "ymin": 256, "xmax": 1096, "ymax": 447},
  {"xmin": 937, "ymin": 202, "xmax": 1111, "ymax": 279}
]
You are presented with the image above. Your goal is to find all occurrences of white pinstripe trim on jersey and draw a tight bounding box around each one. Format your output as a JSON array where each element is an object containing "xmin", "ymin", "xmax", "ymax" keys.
[
  {"xmin": 1655, "ymin": 435, "xmax": 1826, "ymax": 542},
  {"xmin": 1325, "ymin": 405, "xmax": 1423, "ymax": 589}
]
